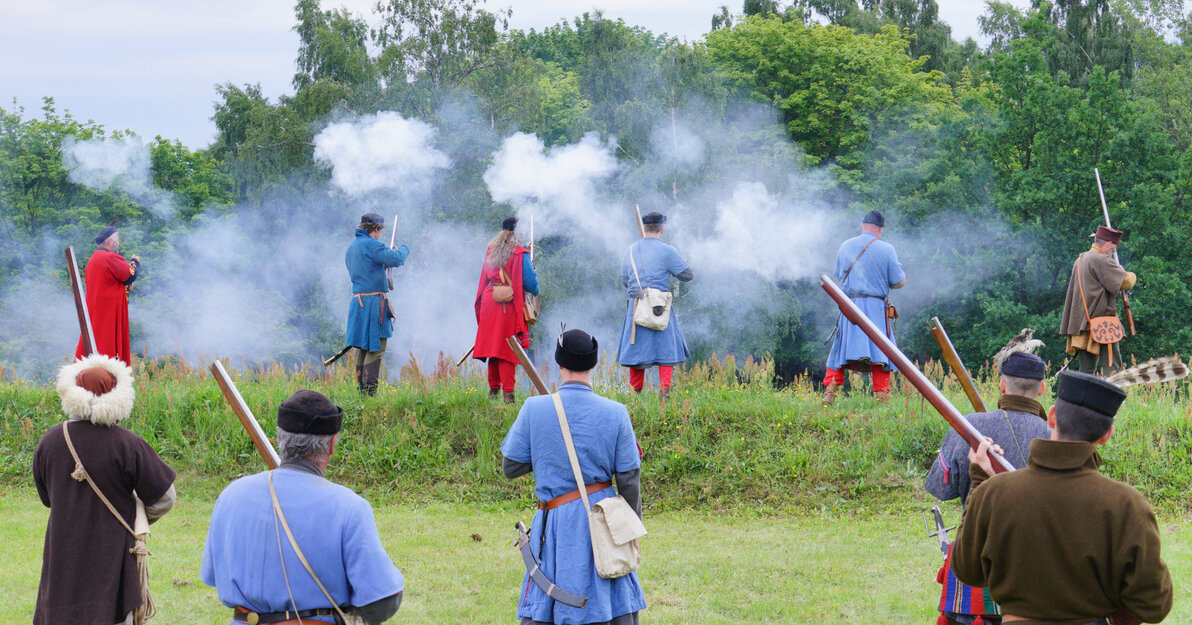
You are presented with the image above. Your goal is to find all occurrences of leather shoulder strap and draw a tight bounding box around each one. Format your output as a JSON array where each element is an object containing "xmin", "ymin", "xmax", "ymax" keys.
[
  {"xmin": 628, "ymin": 243, "xmax": 644, "ymax": 291},
  {"xmin": 550, "ymin": 393, "xmax": 592, "ymax": 512},
  {"xmin": 62, "ymin": 421, "xmax": 137, "ymax": 537},
  {"xmin": 1075, "ymin": 254, "xmax": 1094, "ymax": 324},
  {"xmin": 269, "ymin": 471, "xmax": 351, "ymax": 622},
  {"xmin": 841, "ymin": 238, "xmax": 878, "ymax": 286}
]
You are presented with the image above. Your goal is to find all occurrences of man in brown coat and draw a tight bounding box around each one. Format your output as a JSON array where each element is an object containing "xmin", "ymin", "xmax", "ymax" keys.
[
  {"xmin": 1059, "ymin": 226, "xmax": 1136, "ymax": 375},
  {"xmin": 33, "ymin": 354, "xmax": 176, "ymax": 625},
  {"xmin": 953, "ymin": 370, "xmax": 1172, "ymax": 625}
]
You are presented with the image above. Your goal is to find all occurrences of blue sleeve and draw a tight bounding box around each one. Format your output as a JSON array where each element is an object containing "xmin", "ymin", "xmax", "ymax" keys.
[
  {"xmin": 833, "ymin": 242, "xmax": 847, "ymax": 280},
  {"xmin": 666, "ymin": 245, "xmax": 689, "ymax": 277},
  {"xmin": 621, "ymin": 247, "xmax": 633, "ymax": 286},
  {"xmin": 886, "ymin": 245, "xmax": 906, "ymax": 285},
  {"xmin": 366, "ymin": 241, "xmax": 409, "ymax": 268},
  {"xmin": 343, "ymin": 497, "xmax": 405, "ymax": 606},
  {"xmin": 522, "ymin": 254, "xmax": 539, "ymax": 295},
  {"xmin": 501, "ymin": 404, "xmax": 533, "ymax": 463},
  {"xmin": 614, "ymin": 407, "xmax": 641, "ymax": 473}
]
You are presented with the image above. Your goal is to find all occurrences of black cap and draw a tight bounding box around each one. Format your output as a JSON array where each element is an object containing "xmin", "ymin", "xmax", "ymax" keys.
[
  {"xmin": 94, "ymin": 219, "xmax": 118, "ymax": 245},
  {"xmin": 641, "ymin": 212, "xmax": 666, "ymax": 225},
  {"xmin": 1000, "ymin": 352, "xmax": 1046, "ymax": 380},
  {"xmin": 276, "ymin": 389, "xmax": 344, "ymax": 435},
  {"xmin": 360, "ymin": 213, "xmax": 384, "ymax": 226},
  {"xmin": 1056, "ymin": 370, "xmax": 1126, "ymax": 419},
  {"xmin": 862, "ymin": 210, "xmax": 885, "ymax": 227},
  {"xmin": 555, "ymin": 329, "xmax": 599, "ymax": 372},
  {"xmin": 502, "ymin": 216, "xmax": 518, "ymax": 231}
]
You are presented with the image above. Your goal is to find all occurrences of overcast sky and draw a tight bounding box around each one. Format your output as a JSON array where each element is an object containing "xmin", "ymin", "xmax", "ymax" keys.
[{"xmin": 2, "ymin": 0, "xmax": 1004, "ymax": 148}]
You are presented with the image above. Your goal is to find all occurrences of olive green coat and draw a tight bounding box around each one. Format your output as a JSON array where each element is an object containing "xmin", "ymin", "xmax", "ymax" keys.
[{"xmin": 952, "ymin": 439, "xmax": 1172, "ymax": 623}]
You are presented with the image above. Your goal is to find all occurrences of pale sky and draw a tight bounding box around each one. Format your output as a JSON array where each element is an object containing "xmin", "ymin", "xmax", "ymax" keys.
[{"xmin": 1, "ymin": 0, "xmax": 1000, "ymax": 149}]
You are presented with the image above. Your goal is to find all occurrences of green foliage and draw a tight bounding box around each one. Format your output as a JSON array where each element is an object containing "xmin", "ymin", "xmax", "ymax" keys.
[{"xmin": 148, "ymin": 138, "xmax": 234, "ymax": 221}]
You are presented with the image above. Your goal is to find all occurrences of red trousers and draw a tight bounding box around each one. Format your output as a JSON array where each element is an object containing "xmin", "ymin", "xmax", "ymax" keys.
[
  {"xmin": 823, "ymin": 364, "xmax": 890, "ymax": 392},
  {"xmin": 628, "ymin": 365, "xmax": 673, "ymax": 391},
  {"xmin": 487, "ymin": 358, "xmax": 517, "ymax": 392}
]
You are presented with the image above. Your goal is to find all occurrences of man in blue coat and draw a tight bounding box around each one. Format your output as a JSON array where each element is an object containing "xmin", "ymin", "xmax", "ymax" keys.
[
  {"xmin": 823, "ymin": 210, "xmax": 906, "ymax": 404},
  {"xmin": 201, "ymin": 390, "xmax": 404, "ymax": 624},
  {"xmin": 502, "ymin": 329, "xmax": 647, "ymax": 625},
  {"xmin": 616, "ymin": 212, "xmax": 693, "ymax": 398},
  {"xmin": 345, "ymin": 213, "xmax": 409, "ymax": 395}
]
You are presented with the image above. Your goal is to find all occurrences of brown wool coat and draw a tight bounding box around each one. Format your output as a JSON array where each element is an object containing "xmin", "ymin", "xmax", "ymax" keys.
[
  {"xmin": 32, "ymin": 421, "xmax": 175, "ymax": 625},
  {"xmin": 952, "ymin": 439, "xmax": 1172, "ymax": 623},
  {"xmin": 1059, "ymin": 247, "xmax": 1136, "ymax": 355}
]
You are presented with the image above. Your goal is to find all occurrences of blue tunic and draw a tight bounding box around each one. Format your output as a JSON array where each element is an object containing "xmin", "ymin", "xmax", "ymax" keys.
[
  {"xmin": 501, "ymin": 383, "xmax": 647, "ymax": 624},
  {"xmin": 825, "ymin": 232, "xmax": 906, "ymax": 371},
  {"xmin": 200, "ymin": 465, "xmax": 404, "ymax": 624},
  {"xmin": 615, "ymin": 238, "xmax": 691, "ymax": 367},
  {"xmin": 344, "ymin": 229, "xmax": 409, "ymax": 351}
]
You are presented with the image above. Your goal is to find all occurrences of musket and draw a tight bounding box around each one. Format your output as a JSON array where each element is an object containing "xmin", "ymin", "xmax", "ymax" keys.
[
  {"xmin": 1094, "ymin": 168, "xmax": 1136, "ymax": 336},
  {"xmin": 634, "ymin": 204, "xmax": 645, "ymax": 239},
  {"xmin": 66, "ymin": 247, "xmax": 97, "ymax": 356},
  {"xmin": 455, "ymin": 345, "xmax": 475, "ymax": 367},
  {"xmin": 927, "ymin": 317, "xmax": 986, "ymax": 413},
  {"xmin": 210, "ymin": 360, "xmax": 281, "ymax": 469},
  {"xmin": 529, "ymin": 214, "xmax": 535, "ymax": 262},
  {"xmin": 820, "ymin": 275, "xmax": 1014, "ymax": 474},
  {"xmin": 386, "ymin": 213, "xmax": 399, "ymax": 290},
  {"xmin": 505, "ymin": 336, "xmax": 550, "ymax": 395}
]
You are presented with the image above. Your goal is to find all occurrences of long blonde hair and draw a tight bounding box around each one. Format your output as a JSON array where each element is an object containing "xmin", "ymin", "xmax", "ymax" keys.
[{"xmin": 485, "ymin": 230, "xmax": 522, "ymax": 268}]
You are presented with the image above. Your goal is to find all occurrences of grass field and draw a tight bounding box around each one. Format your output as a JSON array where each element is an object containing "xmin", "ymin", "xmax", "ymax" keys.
[
  {"xmin": 1, "ymin": 355, "xmax": 1190, "ymax": 622},
  {"xmin": 2, "ymin": 479, "xmax": 1187, "ymax": 624}
]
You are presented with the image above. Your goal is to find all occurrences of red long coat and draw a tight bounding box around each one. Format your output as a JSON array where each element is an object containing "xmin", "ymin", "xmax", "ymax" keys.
[
  {"xmin": 74, "ymin": 250, "xmax": 133, "ymax": 365},
  {"xmin": 473, "ymin": 247, "xmax": 529, "ymax": 363}
]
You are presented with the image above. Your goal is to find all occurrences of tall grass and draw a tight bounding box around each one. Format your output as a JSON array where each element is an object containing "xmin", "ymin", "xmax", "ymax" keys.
[{"xmin": 2, "ymin": 354, "xmax": 1189, "ymax": 511}]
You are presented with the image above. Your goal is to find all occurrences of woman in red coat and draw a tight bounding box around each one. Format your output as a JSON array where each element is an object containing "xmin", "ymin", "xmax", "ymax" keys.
[{"xmin": 473, "ymin": 217, "xmax": 539, "ymax": 403}]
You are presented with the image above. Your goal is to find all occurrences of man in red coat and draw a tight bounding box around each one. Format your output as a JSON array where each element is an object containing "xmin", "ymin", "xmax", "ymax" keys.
[{"xmin": 74, "ymin": 224, "xmax": 141, "ymax": 366}]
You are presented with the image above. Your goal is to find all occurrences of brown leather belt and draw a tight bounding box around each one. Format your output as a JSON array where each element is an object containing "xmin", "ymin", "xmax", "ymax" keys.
[
  {"xmin": 233, "ymin": 605, "xmax": 338, "ymax": 624},
  {"xmin": 538, "ymin": 481, "xmax": 611, "ymax": 510}
]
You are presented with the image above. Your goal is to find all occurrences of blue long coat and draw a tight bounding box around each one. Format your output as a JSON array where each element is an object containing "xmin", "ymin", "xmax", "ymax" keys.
[
  {"xmin": 615, "ymin": 238, "xmax": 691, "ymax": 367},
  {"xmin": 501, "ymin": 383, "xmax": 647, "ymax": 624},
  {"xmin": 345, "ymin": 229, "xmax": 409, "ymax": 352},
  {"xmin": 825, "ymin": 232, "xmax": 905, "ymax": 371}
]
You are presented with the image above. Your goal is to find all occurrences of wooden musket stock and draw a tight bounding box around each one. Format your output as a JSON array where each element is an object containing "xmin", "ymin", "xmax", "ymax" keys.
[
  {"xmin": 634, "ymin": 204, "xmax": 646, "ymax": 239},
  {"xmin": 927, "ymin": 316, "xmax": 987, "ymax": 413},
  {"xmin": 820, "ymin": 275, "xmax": 1013, "ymax": 474},
  {"xmin": 210, "ymin": 360, "xmax": 281, "ymax": 469},
  {"xmin": 66, "ymin": 247, "xmax": 97, "ymax": 356},
  {"xmin": 505, "ymin": 336, "xmax": 550, "ymax": 395}
]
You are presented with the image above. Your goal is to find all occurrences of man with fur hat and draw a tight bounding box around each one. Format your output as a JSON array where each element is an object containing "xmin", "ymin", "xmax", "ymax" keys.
[
  {"xmin": 33, "ymin": 354, "xmax": 176, "ymax": 625},
  {"xmin": 954, "ymin": 371, "xmax": 1172, "ymax": 624},
  {"xmin": 616, "ymin": 211, "xmax": 693, "ymax": 398},
  {"xmin": 502, "ymin": 328, "xmax": 647, "ymax": 625},
  {"xmin": 923, "ymin": 352, "xmax": 1053, "ymax": 625},
  {"xmin": 823, "ymin": 210, "xmax": 905, "ymax": 404},
  {"xmin": 73, "ymin": 222, "xmax": 142, "ymax": 366},
  {"xmin": 202, "ymin": 389, "xmax": 404, "ymax": 624},
  {"xmin": 345, "ymin": 213, "xmax": 410, "ymax": 394},
  {"xmin": 1059, "ymin": 226, "xmax": 1136, "ymax": 376}
]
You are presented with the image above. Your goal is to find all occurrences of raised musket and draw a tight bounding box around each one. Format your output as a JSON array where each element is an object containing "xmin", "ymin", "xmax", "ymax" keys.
[
  {"xmin": 386, "ymin": 213, "xmax": 399, "ymax": 290},
  {"xmin": 634, "ymin": 204, "xmax": 646, "ymax": 239},
  {"xmin": 927, "ymin": 316, "xmax": 986, "ymax": 413},
  {"xmin": 506, "ymin": 336, "xmax": 549, "ymax": 395},
  {"xmin": 820, "ymin": 275, "xmax": 1014, "ymax": 474},
  {"xmin": 210, "ymin": 360, "xmax": 281, "ymax": 469},
  {"xmin": 66, "ymin": 246, "xmax": 97, "ymax": 356},
  {"xmin": 1094, "ymin": 168, "xmax": 1136, "ymax": 336}
]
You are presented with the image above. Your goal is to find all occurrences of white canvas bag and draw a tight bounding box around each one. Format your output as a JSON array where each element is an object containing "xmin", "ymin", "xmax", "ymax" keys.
[
  {"xmin": 628, "ymin": 243, "xmax": 672, "ymax": 333},
  {"xmin": 550, "ymin": 393, "xmax": 647, "ymax": 579}
]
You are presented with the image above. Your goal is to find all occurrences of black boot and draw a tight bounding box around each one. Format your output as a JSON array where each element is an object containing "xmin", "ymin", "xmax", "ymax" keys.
[
  {"xmin": 503, "ymin": 391, "xmax": 516, "ymax": 404},
  {"xmin": 362, "ymin": 361, "xmax": 382, "ymax": 396},
  {"xmin": 489, "ymin": 388, "xmax": 500, "ymax": 399}
]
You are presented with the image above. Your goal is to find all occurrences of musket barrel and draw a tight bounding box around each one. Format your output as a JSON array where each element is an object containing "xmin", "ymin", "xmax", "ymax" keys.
[
  {"xmin": 928, "ymin": 316, "xmax": 987, "ymax": 413},
  {"xmin": 634, "ymin": 204, "xmax": 645, "ymax": 239},
  {"xmin": 210, "ymin": 360, "xmax": 281, "ymax": 469},
  {"xmin": 820, "ymin": 275, "xmax": 1014, "ymax": 474},
  {"xmin": 505, "ymin": 336, "xmax": 550, "ymax": 395},
  {"xmin": 65, "ymin": 247, "xmax": 97, "ymax": 356}
]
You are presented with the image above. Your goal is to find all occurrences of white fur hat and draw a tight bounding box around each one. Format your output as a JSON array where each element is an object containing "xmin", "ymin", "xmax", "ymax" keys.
[{"xmin": 56, "ymin": 354, "xmax": 136, "ymax": 425}]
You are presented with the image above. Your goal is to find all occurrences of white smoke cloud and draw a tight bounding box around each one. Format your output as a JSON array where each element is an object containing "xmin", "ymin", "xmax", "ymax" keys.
[
  {"xmin": 484, "ymin": 132, "xmax": 624, "ymax": 251},
  {"xmin": 313, "ymin": 111, "xmax": 450, "ymax": 196},
  {"xmin": 61, "ymin": 135, "xmax": 176, "ymax": 218}
]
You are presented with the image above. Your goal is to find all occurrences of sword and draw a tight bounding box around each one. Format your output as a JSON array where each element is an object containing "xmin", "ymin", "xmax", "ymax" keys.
[
  {"xmin": 513, "ymin": 521, "xmax": 588, "ymax": 608},
  {"xmin": 322, "ymin": 345, "xmax": 354, "ymax": 367},
  {"xmin": 924, "ymin": 506, "xmax": 954, "ymax": 557}
]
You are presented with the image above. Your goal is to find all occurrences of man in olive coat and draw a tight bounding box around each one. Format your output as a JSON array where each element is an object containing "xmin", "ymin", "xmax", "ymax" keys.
[
  {"xmin": 1059, "ymin": 226, "xmax": 1136, "ymax": 376},
  {"xmin": 954, "ymin": 370, "xmax": 1172, "ymax": 624}
]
